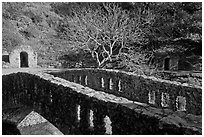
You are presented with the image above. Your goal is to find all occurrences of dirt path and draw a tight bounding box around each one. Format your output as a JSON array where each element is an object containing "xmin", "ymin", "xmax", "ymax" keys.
[{"xmin": 2, "ymin": 68, "xmax": 61, "ymax": 75}]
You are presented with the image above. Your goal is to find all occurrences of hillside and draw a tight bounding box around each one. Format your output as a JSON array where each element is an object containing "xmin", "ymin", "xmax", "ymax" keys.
[
  {"xmin": 3, "ymin": 2, "xmax": 74, "ymax": 66},
  {"xmin": 2, "ymin": 2, "xmax": 202, "ymax": 71}
]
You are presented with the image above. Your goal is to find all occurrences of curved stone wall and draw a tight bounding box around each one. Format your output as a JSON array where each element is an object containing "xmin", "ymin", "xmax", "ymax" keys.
[
  {"xmin": 48, "ymin": 68, "xmax": 202, "ymax": 115},
  {"xmin": 2, "ymin": 72, "xmax": 201, "ymax": 134}
]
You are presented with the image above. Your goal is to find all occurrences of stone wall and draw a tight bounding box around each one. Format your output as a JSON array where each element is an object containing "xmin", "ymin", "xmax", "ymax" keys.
[
  {"xmin": 153, "ymin": 53, "xmax": 201, "ymax": 71},
  {"xmin": 9, "ymin": 45, "xmax": 37, "ymax": 68},
  {"xmin": 153, "ymin": 53, "xmax": 179, "ymax": 71},
  {"xmin": 154, "ymin": 71, "xmax": 202, "ymax": 87},
  {"xmin": 48, "ymin": 68, "xmax": 202, "ymax": 115},
  {"xmin": 2, "ymin": 72, "xmax": 201, "ymax": 135}
]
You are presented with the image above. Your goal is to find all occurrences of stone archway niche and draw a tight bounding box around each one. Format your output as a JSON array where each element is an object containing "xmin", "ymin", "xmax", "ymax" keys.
[
  {"xmin": 9, "ymin": 45, "xmax": 37, "ymax": 68},
  {"xmin": 20, "ymin": 52, "xmax": 29, "ymax": 68}
]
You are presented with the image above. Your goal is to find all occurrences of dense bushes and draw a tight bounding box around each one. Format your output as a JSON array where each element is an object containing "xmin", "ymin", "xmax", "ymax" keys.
[{"xmin": 2, "ymin": 2, "xmax": 202, "ymax": 71}]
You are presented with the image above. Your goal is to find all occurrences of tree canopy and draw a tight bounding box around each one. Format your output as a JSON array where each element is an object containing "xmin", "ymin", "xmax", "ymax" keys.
[{"xmin": 2, "ymin": 2, "xmax": 202, "ymax": 70}]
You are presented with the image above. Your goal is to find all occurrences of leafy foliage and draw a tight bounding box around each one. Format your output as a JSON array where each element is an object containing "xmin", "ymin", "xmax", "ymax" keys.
[
  {"xmin": 2, "ymin": 2, "xmax": 62, "ymax": 63},
  {"xmin": 145, "ymin": 2, "xmax": 202, "ymax": 42},
  {"xmin": 2, "ymin": 2, "xmax": 202, "ymax": 71}
]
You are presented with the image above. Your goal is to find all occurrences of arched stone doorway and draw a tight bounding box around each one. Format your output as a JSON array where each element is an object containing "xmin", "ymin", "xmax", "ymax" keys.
[
  {"xmin": 164, "ymin": 58, "xmax": 170, "ymax": 70},
  {"xmin": 20, "ymin": 52, "xmax": 29, "ymax": 67},
  {"xmin": 9, "ymin": 45, "xmax": 37, "ymax": 68}
]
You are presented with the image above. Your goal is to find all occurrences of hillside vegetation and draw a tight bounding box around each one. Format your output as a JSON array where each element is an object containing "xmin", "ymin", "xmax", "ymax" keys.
[{"xmin": 2, "ymin": 2, "xmax": 202, "ymax": 73}]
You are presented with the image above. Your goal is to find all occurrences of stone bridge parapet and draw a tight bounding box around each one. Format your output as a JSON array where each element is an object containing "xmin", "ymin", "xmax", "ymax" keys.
[
  {"xmin": 2, "ymin": 71, "xmax": 202, "ymax": 134},
  {"xmin": 48, "ymin": 68, "xmax": 202, "ymax": 116}
]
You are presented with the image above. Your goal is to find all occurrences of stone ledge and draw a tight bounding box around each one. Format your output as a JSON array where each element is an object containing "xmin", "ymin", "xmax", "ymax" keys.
[
  {"xmin": 3, "ymin": 71, "xmax": 202, "ymax": 134},
  {"xmin": 28, "ymin": 72, "xmax": 203, "ymax": 134},
  {"xmin": 45, "ymin": 68, "xmax": 202, "ymax": 89},
  {"xmin": 47, "ymin": 68, "xmax": 202, "ymax": 115},
  {"xmin": 120, "ymin": 102, "xmax": 202, "ymax": 134}
]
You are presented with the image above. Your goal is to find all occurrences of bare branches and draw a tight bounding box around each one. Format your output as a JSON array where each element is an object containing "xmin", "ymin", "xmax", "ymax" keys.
[{"xmin": 63, "ymin": 2, "xmax": 152, "ymax": 67}]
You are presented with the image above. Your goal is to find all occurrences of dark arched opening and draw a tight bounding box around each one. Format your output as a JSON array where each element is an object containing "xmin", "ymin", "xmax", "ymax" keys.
[
  {"xmin": 164, "ymin": 58, "xmax": 170, "ymax": 70},
  {"xmin": 20, "ymin": 52, "xmax": 29, "ymax": 67}
]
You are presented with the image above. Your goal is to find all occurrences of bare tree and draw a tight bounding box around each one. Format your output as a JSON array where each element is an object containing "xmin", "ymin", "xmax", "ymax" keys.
[{"xmin": 63, "ymin": 3, "xmax": 153, "ymax": 67}]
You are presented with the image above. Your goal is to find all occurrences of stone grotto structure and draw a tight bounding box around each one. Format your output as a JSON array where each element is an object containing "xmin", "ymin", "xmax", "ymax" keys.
[{"xmin": 3, "ymin": 45, "xmax": 37, "ymax": 68}]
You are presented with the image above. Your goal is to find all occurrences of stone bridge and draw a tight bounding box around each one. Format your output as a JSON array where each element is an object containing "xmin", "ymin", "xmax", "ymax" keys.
[{"xmin": 2, "ymin": 68, "xmax": 202, "ymax": 135}]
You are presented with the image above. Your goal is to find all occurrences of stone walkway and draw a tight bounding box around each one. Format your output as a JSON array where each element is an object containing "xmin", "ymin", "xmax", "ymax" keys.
[
  {"xmin": 2, "ymin": 67, "xmax": 61, "ymax": 75},
  {"xmin": 3, "ymin": 106, "xmax": 63, "ymax": 135},
  {"xmin": 18, "ymin": 121, "xmax": 63, "ymax": 135}
]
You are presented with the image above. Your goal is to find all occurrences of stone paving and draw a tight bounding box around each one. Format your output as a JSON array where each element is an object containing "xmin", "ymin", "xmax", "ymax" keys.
[
  {"xmin": 2, "ymin": 67, "xmax": 60, "ymax": 75},
  {"xmin": 18, "ymin": 121, "xmax": 63, "ymax": 135}
]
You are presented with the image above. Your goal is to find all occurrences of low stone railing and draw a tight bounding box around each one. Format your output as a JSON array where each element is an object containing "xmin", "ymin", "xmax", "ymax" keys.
[
  {"xmin": 2, "ymin": 72, "xmax": 201, "ymax": 134},
  {"xmin": 48, "ymin": 68, "xmax": 202, "ymax": 115}
]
